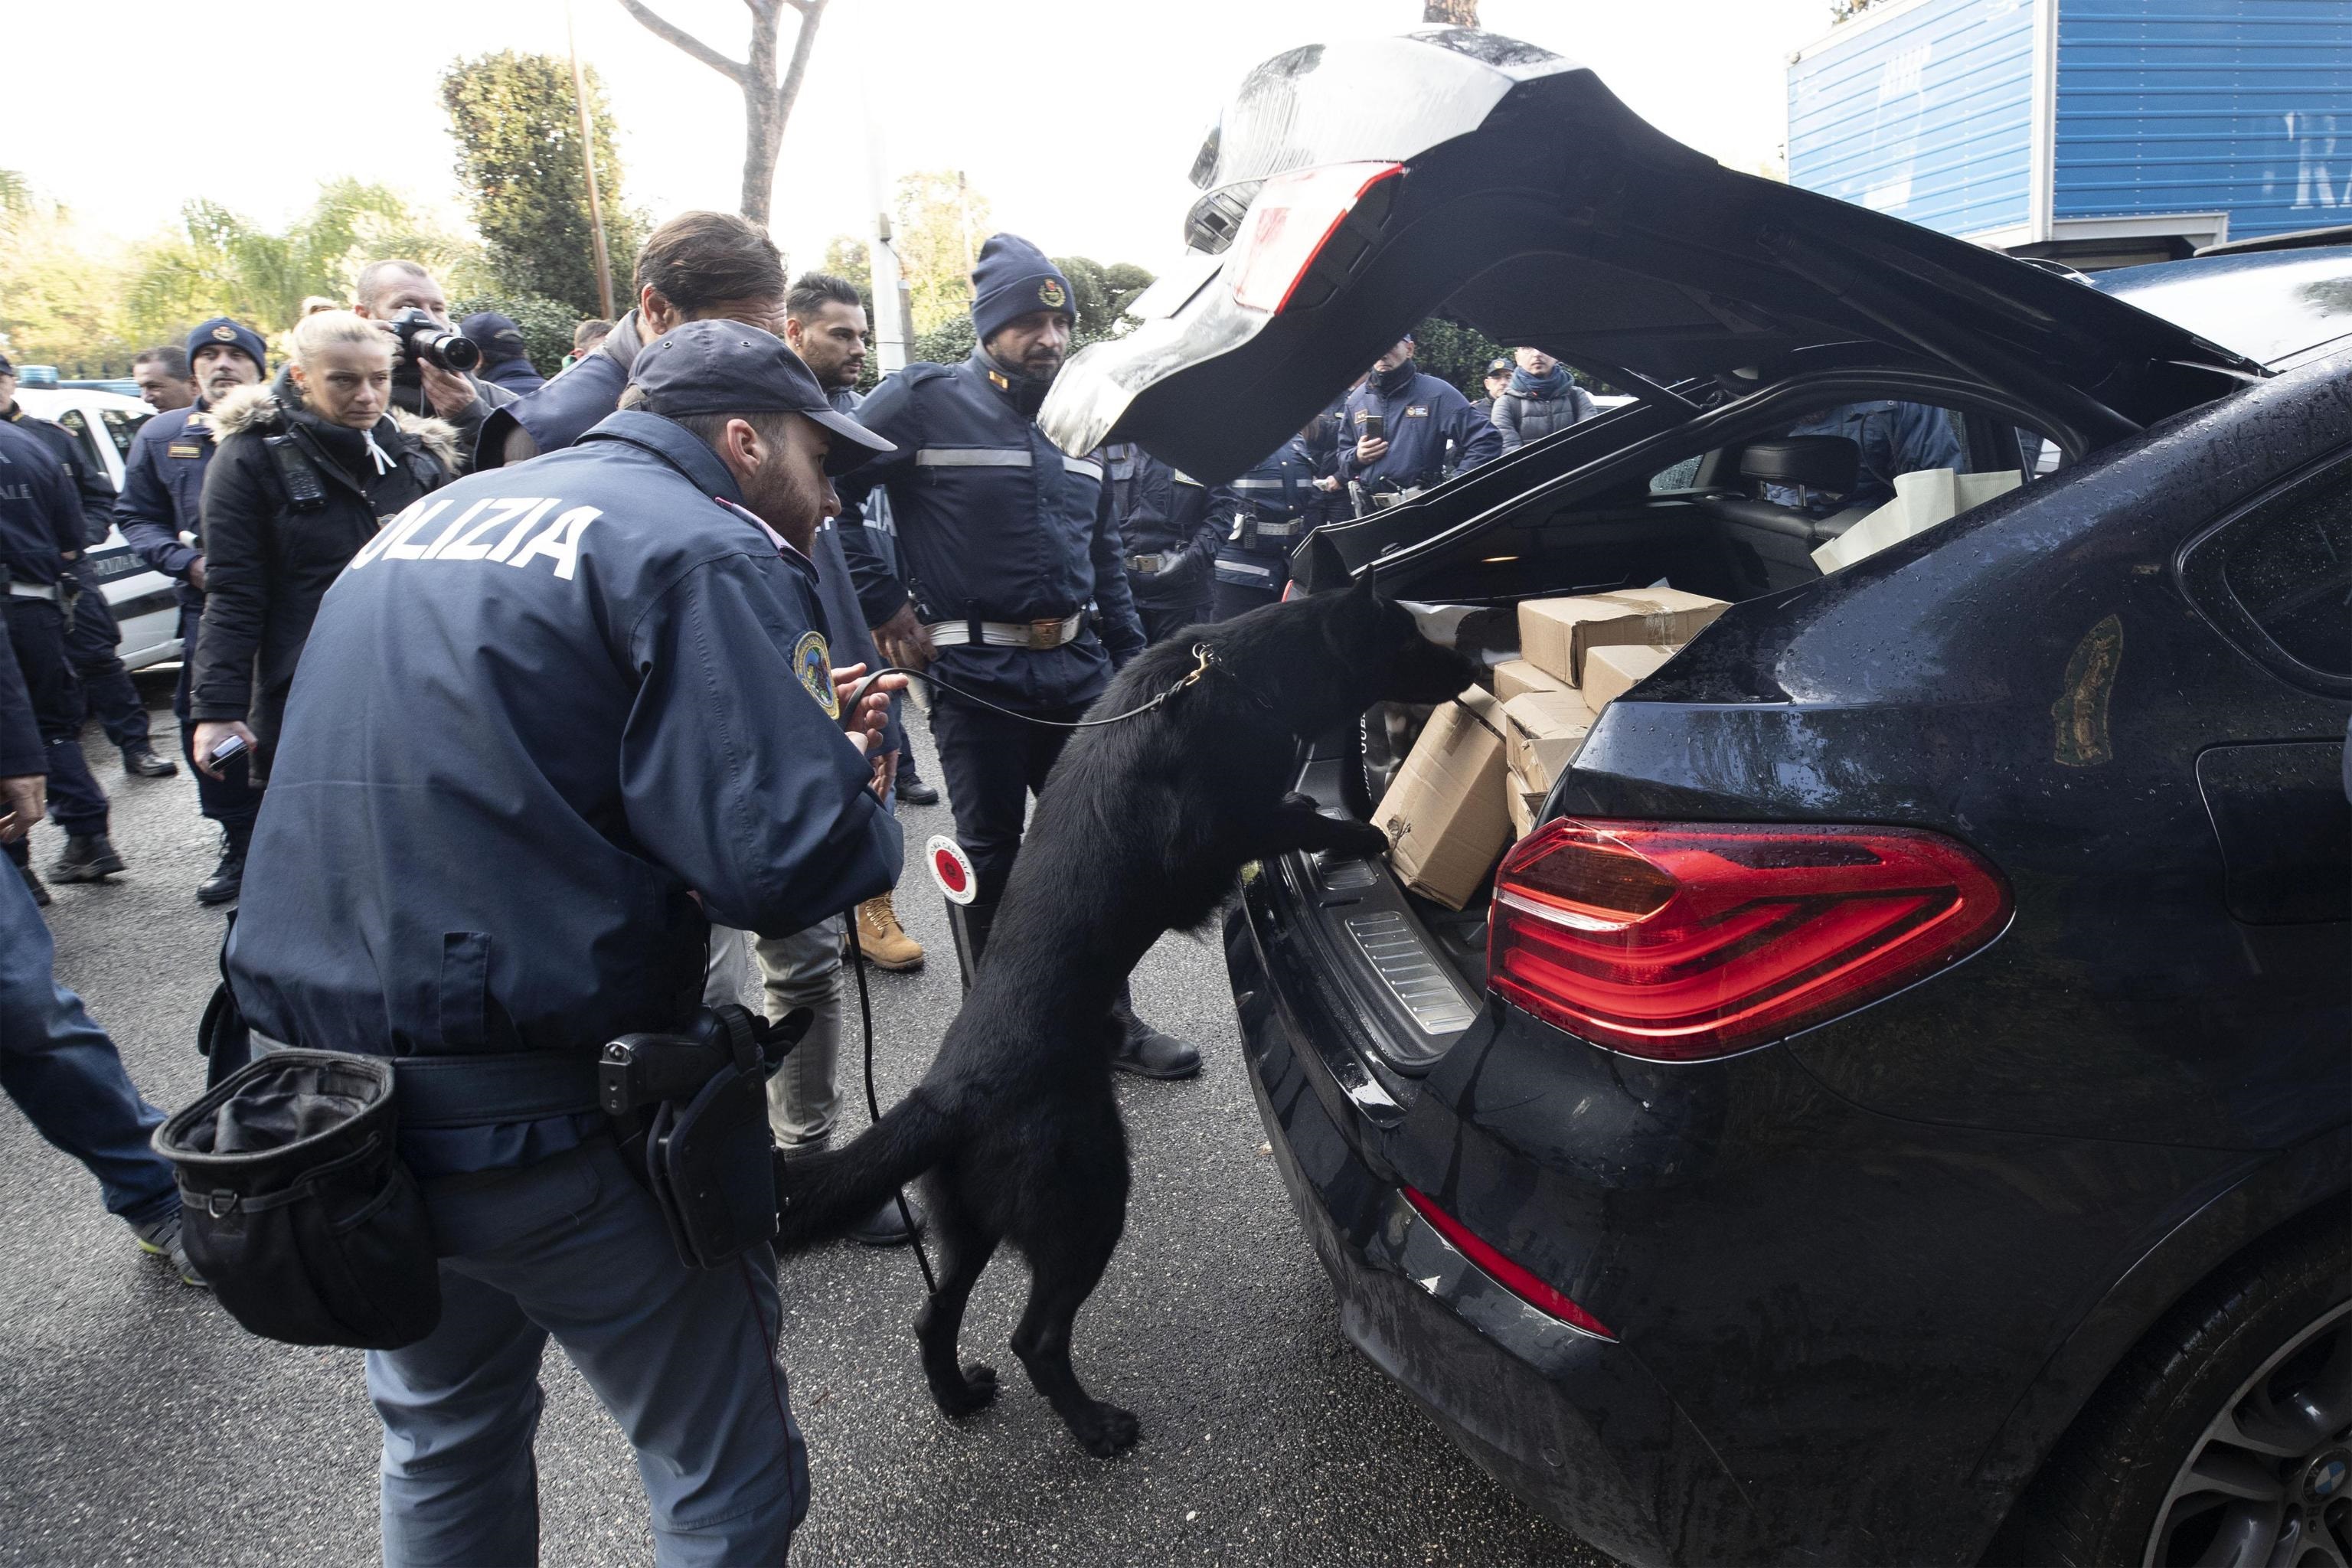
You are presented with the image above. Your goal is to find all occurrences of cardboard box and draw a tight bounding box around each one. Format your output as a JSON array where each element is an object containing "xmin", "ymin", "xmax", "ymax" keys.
[
  {"xmin": 1493, "ymin": 658, "xmax": 1570, "ymax": 703},
  {"xmin": 1517, "ymin": 589, "xmax": 1729, "ymax": 686},
  {"xmin": 1501, "ymin": 688, "xmax": 1597, "ymax": 793},
  {"xmin": 1582, "ymin": 642, "xmax": 1676, "ymax": 710},
  {"xmin": 1812, "ymin": 467, "xmax": 2021, "ymax": 574},
  {"xmin": 1377, "ymin": 687, "xmax": 1511, "ymax": 911},
  {"xmin": 1505, "ymin": 767, "xmax": 1547, "ymax": 840}
]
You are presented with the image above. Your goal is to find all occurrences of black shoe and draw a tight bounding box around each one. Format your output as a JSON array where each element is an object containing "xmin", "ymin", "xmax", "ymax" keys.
[
  {"xmin": 121, "ymin": 744, "xmax": 178, "ymax": 778},
  {"xmin": 197, "ymin": 835, "xmax": 246, "ymax": 906},
  {"xmin": 848, "ymin": 1192, "xmax": 926, "ymax": 1248},
  {"xmin": 49, "ymin": 835, "xmax": 126, "ymax": 884},
  {"xmin": 897, "ymin": 771, "xmax": 939, "ymax": 806},
  {"xmin": 1110, "ymin": 1000, "xmax": 1202, "ymax": 1080},
  {"xmin": 16, "ymin": 859, "xmax": 49, "ymax": 908}
]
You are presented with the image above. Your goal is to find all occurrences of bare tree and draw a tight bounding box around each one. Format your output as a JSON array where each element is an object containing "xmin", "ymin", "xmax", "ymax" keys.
[
  {"xmin": 1423, "ymin": 0, "xmax": 1479, "ymax": 23},
  {"xmin": 619, "ymin": 0, "xmax": 830, "ymax": 227}
]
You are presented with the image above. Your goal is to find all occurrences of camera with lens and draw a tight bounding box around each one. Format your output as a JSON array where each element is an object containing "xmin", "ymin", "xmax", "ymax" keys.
[{"xmin": 381, "ymin": 308, "xmax": 482, "ymax": 381}]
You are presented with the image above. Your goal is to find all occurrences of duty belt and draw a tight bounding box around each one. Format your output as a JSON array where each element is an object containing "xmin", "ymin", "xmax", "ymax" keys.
[
  {"xmin": 923, "ymin": 609, "xmax": 1086, "ymax": 650},
  {"xmin": 1247, "ymin": 519, "xmax": 1302, "ymax": 538},
  {"xmin": 6, "ymin": 580, "xmax": 63, "ymax": 603},
  {"xmin": 248, "ymin": 1030, "xmax": 603, "ymax": 1128},
  {"xmin": 1125, "ymin": 552, "xmax": 1178, "ymax": 575}
]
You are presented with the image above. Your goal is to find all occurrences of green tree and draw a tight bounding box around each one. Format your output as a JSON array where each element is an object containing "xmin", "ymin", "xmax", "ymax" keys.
[
  {"xmin": 0, "ymin": 175, "xmax": 139, "ymax": 374},
  {"xmin": 1050, "ymin": 256, "xmax": 1155, "ymax": 348},
  {"xmin": 893, "ymin": 169, "xmax": 989, "ymax": 335},
  {"xmin": 449, "ymin": 291, "xmax": 583, "ymax": 378},
  {"xmin": 440, "ymin": 51, "xmax": 644, "ymax": 317}
]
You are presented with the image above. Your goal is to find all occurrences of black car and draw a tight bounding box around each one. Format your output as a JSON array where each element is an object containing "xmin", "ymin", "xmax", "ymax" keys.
[{"xmin": 1043, "ymin": 31, "xmax": 2352, "ymax": 1568}]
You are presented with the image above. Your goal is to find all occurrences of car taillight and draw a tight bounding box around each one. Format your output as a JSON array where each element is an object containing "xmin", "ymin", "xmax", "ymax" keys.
[
  {"xmin": 1488, "ymin": 818, "xmax": 2010, "ymax": 1061},
  {"xmin": 1227, "ymin": 162, "xmax": 1404, "ymax": 314},
  {"xmin": 1401, "ymin": 1187, "xmax": 1614, "ymax": 1339}
]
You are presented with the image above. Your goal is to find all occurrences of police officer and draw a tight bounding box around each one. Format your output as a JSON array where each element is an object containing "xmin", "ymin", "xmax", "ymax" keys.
[
  {"xmin": 1336, "ymin": 332, "xmax": 1503, "ymax": 511},
  {"xmin": 838, "ymin": 234, "xmax": 1197, "ymax": 1079},
  {"xmin": 0, "ymin": 614, "xmax": 201, "ymax": 1286},
  {"xmin": 1106, "ymin": 441, "xmax": 1223, "ymax": 643},
  {"xmin": 0, "ymin": 354, "xmax": 174, "ymax": 778},
  {"xmin": 0, "ymin": 413, "xmax": 119, "ymax": 902},
  {"xmin": 115, "ymin": 317, "xmax": 266, "ymax": 903},
  {"xmin": 1210, "ymin": 426, "xmax": 1332, "ymax": 619},
  {"xmin": 223, "ymin": 322, "xmax": 900, "ymax": 1565}
]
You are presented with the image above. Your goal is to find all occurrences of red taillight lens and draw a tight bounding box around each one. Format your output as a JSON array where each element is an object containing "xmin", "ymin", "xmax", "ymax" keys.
[
  {"xmin": 1488, "ymin": 819, "xmax": 2010, "ymax": 1060},
  {"xmin": 1401, "ymin": 1186, "xmax": 1614, "ymax": 1339},
  {"xmin": 1227, "ymin": 162, "xmax": 1404, "ymax": 314}
]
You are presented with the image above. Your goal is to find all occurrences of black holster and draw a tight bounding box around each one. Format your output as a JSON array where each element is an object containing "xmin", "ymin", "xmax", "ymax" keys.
[{"xmin": 601, "ymin": 1003, "xmax": 808, "ymax": 1271}]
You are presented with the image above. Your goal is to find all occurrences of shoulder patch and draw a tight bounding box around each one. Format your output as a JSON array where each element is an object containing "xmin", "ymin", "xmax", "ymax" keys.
[
  {"xmin": 794, "ymin": 629, "xmax": 838, "ymax": 719},
  {"xmin": 168, "ymin": 443, "xmax": 203, "ymax": 459}
]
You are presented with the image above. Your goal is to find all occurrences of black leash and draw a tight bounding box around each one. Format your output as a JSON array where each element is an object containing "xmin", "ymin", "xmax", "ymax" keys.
[
  {"xmin": 838, "ymin": 642, "xmax": 1222, "ymax": 733},
  {"xmin": 843, "ymin": 911, "xmax": 939, "ymax": 1297}
]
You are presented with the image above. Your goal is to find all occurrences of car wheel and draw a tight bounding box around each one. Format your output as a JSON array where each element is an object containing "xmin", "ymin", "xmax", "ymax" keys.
[{"xmin": 1990, "ymin": 1210, "xmax": 2350, "ymax": 1567}]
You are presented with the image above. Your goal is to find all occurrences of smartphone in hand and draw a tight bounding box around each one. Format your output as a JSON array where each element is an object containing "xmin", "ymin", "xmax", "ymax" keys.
[
  {"xmin": 1361, "ymin": 412, "xmax": 1386, "ymax": 441},
  {"xmin": 206, "ymin": 733, "xmax": 248, "ymax": 766}
]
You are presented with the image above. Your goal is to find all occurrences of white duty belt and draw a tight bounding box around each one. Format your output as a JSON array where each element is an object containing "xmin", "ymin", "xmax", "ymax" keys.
[
  {"xmin": 1125, "ymin": 552, "xmax": 1178, "ymax": 575},
  {"xmin": 923, "ymin": 609, "xmax": 1086, "ymax": 650},
  {"xmin": 6, "ymin": 580, "xmax": 63, "ymax": 602}
]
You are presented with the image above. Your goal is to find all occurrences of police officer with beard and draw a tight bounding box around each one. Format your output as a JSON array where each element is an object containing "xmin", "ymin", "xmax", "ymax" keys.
[
  {"xmin": 220, "ymin": 322, "xmax": 900, "ymax": 1563},
  {"xmin": 836, "ymin": 234, "xmax": 1198, "ymax": 1080},
  {"xmin": 114, "ymin": 317, "xmax": 269, "ymax": 903}
]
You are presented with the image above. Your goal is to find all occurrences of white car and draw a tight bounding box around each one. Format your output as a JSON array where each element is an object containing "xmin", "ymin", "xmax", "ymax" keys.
[{"xmin": 16, "ymin": 386, "xmax": 181, "ymax": 668}]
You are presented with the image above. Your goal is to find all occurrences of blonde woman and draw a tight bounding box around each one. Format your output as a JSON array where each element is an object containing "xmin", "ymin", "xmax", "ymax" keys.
[{"xmin": 190, "ymin": 311, "xmax": 457, "ymax": 782}]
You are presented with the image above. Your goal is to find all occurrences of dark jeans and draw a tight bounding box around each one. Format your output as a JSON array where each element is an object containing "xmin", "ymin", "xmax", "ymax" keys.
[
  {"xmin": 64, "ymin": 560, "xmax": 150, "ymax": 752},
  {"xmin": 926, "ymin": 686, "xmax": 1086, "ymax": 906},
  {"xmin": 172, "ymin": 606, "xmax": 259, "ymax": 836},
  {"xmin": 2, "ymin": 598, "xmax": 107, "ymax": 838},
  {"xmin": 1137, "ymin": 596, "xmax": 1213, "ymax": 648},
  {"xmin": 0, "ymin": 853, "xmax": 178, "ymax": 1225}
]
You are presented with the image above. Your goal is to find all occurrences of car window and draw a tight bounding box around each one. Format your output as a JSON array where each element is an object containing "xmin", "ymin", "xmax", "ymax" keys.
[
  {"xmin": 1648, "ymin": 456, "xmax": 1703, "ymax": 492},
  {"xmin": 99, "ymin": 407, "xmax": 149, "ymax": 458},
  {"xmin": 49, "ymin": 408, "xmax": 109, "ymax": 473},
  {"xmin": 2207, "ymin": 466, "xmax": 2352, "ymax": 678}
]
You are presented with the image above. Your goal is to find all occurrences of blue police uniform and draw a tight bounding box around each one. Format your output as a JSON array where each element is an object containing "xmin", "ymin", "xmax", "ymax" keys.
[
  {"xmin": 473, "ymin": 309, "xmax": 640, "ymax": 468},
  {"xmin": 226, "ymin": 404, "xmax": 897, "ymax": 1565},
  {"xmin": 1211, "ymin": 434, "xmax": 1331, "ymax": 619},
  {"xmin": 115, "ymin": 398, "xmax": 263, "ymax": 845},
  {"xmin": 0, "ymin": 417, "xmax": 112, "ymax": 858},
  {"xmin": 1106, "ymin": 441, "xmax": 1223, "ymax": 644},
  {"xmin": 1771, "ymin": 400, "xmax": 1967, "ymax": 515},
  {"xmin": 2, "ymin": 401, "xmax": 153, "ymax": 760},
  {"xmin": 1336, "ymin": 360, "xmax": 1503, "ymax": 508},
  {"xmin": 835, "ymin": 350, "xmax": 1146, "ymax": 906}
]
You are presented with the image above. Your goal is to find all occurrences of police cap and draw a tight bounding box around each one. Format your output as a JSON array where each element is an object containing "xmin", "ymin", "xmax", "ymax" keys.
[{"xmin": 630, "ymin": 320, "xmax": 895, "ymax": 475}]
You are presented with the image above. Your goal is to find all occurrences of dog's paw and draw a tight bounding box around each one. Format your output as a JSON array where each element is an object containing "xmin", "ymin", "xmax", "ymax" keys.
[
  {"xmin": 1281, "ymin": 791, "xmax": 1319, "ymax": 812},
  {"xmin": 930, "ymin": 1363, "xmax": 999, "ymax": 1419},
  {"xmin": 1065, "ymin": 1399, "xmax": 1141, "ymax": 1459},
  {"xmin": 1329, "ymin": 819, "xmax": 1390, "ymax": 858}
]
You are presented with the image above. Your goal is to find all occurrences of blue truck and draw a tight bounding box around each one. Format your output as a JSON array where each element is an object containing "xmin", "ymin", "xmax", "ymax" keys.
[{"xmin": 1788, "ymin": 0, "xmax": 2352, "ymax": 268}]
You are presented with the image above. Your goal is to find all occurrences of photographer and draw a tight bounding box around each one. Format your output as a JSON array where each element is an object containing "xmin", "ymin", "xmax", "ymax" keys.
[
  {"xmin": 188, "ymin": 312, "xmax": 458, "ymax": 783},
  {"xmin": 352, "ymin": 258, "xmax": 516, "ymax": 466}
]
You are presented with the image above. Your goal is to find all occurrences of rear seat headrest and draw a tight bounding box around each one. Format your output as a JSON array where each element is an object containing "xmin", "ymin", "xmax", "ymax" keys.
[{"xmin": 1739, "ymin": 436, "xmax": 1860, "ymax": 494}]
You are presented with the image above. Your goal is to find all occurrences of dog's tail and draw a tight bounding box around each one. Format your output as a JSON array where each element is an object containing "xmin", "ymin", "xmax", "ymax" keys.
[{"xmin": 774, "ymin": 1085, "xmax": 958, "ymax": 1250}]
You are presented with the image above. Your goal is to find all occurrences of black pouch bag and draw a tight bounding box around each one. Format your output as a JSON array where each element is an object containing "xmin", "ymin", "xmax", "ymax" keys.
[{"xmin": 153, "ymin": 1050, "xmax": 439, "ymax": 1350}]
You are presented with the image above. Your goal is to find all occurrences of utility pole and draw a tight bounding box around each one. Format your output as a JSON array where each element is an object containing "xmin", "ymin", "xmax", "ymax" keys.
[
  {"xmin": 863, "ymin": 74, "xmax": 911, "ymax": 372},
  {"xmin": 567, "ymin": 2, "xmax": 616, "ymax": 319}
]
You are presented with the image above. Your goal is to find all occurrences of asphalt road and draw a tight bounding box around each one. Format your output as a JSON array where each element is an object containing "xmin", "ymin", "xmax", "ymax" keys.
[{"xmin": 1, "ymin": 677, "xmax": 1608, "ymax": 1567}]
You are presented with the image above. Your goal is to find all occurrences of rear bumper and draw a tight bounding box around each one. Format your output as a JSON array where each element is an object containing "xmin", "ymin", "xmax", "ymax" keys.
[{"xmin": 1228, "ymin": 893, "xmax": 1736, "ymax": 1568}]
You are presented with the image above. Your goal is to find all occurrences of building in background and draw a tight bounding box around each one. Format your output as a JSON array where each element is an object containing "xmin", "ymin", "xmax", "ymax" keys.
[{"xmin": 1787, "ymin": 0, "xmax": 2351, "ymax": 270}]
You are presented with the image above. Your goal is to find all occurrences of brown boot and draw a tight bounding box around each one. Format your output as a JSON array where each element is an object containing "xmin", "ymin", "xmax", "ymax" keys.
[{"xmin": 854, "ymin": 891, "xmax": 925, "ymax": 971}]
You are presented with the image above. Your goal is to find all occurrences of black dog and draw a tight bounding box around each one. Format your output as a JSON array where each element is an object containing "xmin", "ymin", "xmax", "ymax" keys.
[{"xmin": 774, "ymin": 575, "xmax": 1475, "ymax": 1456}]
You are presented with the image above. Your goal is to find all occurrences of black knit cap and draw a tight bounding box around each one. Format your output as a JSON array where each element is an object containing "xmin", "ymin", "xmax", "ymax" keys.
[
  {"xmin": 629, "ymin": 319, "xmax": 895, "ymax": 475},
  {"xmin": 969, "ymin": 233, "xmax": 1074, "ymax": 345}
]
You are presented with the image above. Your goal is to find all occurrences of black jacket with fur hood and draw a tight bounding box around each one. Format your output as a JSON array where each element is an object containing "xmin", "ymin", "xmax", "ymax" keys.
[{"xmin": 191, "ymin": 371, "xmax": 458, "ymax": 769}]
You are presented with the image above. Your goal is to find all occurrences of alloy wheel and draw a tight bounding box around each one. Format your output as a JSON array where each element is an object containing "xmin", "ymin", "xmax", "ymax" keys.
[{"xmin": 2145, "ymin": 1301, "xmax": 2352, "ymax": 1567}]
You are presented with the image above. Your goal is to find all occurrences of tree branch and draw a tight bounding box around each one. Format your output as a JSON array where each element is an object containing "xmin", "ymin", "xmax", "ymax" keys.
[
  {"xmin": 618, "ymin": 0, "xmax": 748, "ymax": 83},
  {"xmin": 772, "ymin": 0, "xmax": 828, "ymax": 120}
]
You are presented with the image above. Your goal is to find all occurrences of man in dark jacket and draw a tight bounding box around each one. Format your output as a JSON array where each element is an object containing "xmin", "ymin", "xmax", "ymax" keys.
[
  {"xmin": 476, "ymin": 212, "xmax": 786, "ymax": 470},
  {"xmin": 224, "ymin": 323, "xmax": 900, "ymax": 1564},
  {"xmin": 1211, "ymin": 430, "xmax": 1331, "ymax": 619},
  {"xmin": 0, "ymin": 616, "xmax": 201, "ymax": 1285},
  {"xmin": 1469, "ymin": 356, "xmax": 1511, "ymax": 426},
  {"xmin": 836, "ymin": 234, "xmax": 1197, "ymax": 1079},
  {"xmin": 0, "ymin": 354, "xmax": 172, "ymax": 777},
  {"xmin": 0, "ymin": 416, "xmax": 120, "ymax": 900},
  {"xmin": 1335, "ymin": 333, "xmax": 1502, "ymax": 511},
  {"xmin": 1106, "ymin": 442, "xmax": 1222, "ymax": 643},
  {"xmin": 459, "ymin": 312, "xmax": 546, "ymax": 394},
  {"xmin": 113, "ymin": 316, "xmax": 268, "ymax": 902},
  {"xmin": 351, "ymin": 260, "xmax": 517, "ymax": 458}
]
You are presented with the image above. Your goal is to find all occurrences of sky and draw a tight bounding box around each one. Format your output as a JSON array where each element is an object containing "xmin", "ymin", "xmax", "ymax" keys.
[{"xmin": 8, "ymin": 0, "xmax": 1836, "ymax": 278}]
